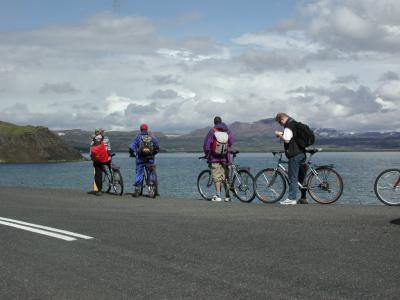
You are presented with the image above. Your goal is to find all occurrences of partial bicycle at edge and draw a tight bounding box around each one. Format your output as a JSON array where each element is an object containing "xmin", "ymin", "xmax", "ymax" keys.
[{"xmin": 374, "ymin": 168, "xmax": 400, "ymax": 206}]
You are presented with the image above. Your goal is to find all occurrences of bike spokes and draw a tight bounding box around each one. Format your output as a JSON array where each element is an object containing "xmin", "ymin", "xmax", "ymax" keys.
[
  {"xmin": 254, "ymin": 169, "xmax": 286, "ymax": 203},
  {"xmin": 232, "ymin": 170, "xmax": 255, "ymax": 203},
  {"xmin": 197, "ymin": 170, "xmax": 214, "ymax": 201},
  {"xmin": 374, "ymin": 169, "xmax": 400, "ymax": 206},
  {"xmin": 307, "ymin": 167, "xmax": 343, "ymax": 204}
]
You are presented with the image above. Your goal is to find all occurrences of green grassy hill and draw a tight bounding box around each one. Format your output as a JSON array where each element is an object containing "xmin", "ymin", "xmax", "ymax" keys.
[{"xmin": 0, "ymin": 121, "xmax": 84, "ymax": 163}]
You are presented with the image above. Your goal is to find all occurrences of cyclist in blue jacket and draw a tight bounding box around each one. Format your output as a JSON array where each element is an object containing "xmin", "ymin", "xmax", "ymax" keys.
[{"xmin": 129, "ymin": 124, "xmax": 160, "ymax": 197}]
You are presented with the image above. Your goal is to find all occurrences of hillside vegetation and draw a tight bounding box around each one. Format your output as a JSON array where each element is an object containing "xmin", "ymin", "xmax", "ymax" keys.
[{"xmin": 0, "ymin": 121, "xmax": 84, "ymax": 163}]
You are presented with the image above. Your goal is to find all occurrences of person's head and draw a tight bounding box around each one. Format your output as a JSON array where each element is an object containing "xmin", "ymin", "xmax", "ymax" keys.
[
  {"xmin": 214, "ymin": 116, "xmax": 222, "ymax": 125},
  {"xmin": 140, "ymin": 123, "xmax": 148, "ymax": 132},
  {"xmin": 275, "ymin": 112, "xmax": 289, "ymax": 126},
  {"xmin": 95, "ymin": 128, "xmax": 104, "ymax": 136},
  {"xmin": 93, "ymin": 134, "xmax": 103, "ymax": 145}
]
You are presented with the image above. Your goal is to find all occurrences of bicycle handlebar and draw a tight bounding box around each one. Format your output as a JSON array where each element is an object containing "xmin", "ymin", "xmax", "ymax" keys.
[{"xmin": 199, "ymin": 150, "xmax": 240, "ymax": 160}]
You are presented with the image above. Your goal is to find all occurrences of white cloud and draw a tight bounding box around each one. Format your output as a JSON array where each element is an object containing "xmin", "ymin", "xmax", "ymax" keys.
[{"xmin": 0, "ymin": 2, "xmax": 399, "ymax": 133}]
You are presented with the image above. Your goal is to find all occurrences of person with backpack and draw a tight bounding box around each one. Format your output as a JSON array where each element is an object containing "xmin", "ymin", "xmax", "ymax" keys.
[
  {"xmin": 90, "ymin": 135, "xmax": 111, "ymax": 196},
  {"xmin": 129, "ymin": 123, "xmax": 160, "ymax": 197},
  {"xmin": 203, "ymin": 116, "xmax": 233, "ymax": 202},
  {"xmin": 275, "ymin": 112, "xmax": 314, "ymax": 205}
]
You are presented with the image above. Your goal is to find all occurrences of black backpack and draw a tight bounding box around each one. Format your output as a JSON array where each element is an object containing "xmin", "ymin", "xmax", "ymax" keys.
[{"xmin": 294, "ymin": 122, "xmax": 315, "ymax": 149}]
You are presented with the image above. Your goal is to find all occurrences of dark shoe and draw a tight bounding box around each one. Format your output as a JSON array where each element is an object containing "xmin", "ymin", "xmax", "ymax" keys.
[
  {"xmin": 132, "ymin": 188, "xmax": 140, "ymax": 197},
  {"xmin": 298, "ymin": 198, "xmax": 308, "ymax": 204},
  {"xmin": 95, "ymin": 192, "xmax": 102, "ymax": 196}
]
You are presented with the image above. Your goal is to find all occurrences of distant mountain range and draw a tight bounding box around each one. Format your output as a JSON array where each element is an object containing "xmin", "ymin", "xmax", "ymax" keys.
[{"xmin": 57, "ymin": 118, "xmax": 400, "ymax": 152}]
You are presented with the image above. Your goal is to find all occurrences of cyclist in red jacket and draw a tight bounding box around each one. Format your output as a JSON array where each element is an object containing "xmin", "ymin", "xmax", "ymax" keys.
[{"xmin": 90, "ymin": 135, "xmax": 110, "ymax": 195}]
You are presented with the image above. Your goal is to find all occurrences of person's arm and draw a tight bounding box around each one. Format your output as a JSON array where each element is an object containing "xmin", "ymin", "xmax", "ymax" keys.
[
  {"xmin": 275, "ymin": 128, "xmax": 292, "ymax": 144},
  {"xmin": 103, "ymin": 136, "xmax": 111, "ymax": 152},
  {"xmin": 129, "ymin": 136, "xmax": 139, "ymax": 156},
  {"xmin": 203, "ymin": 130, "xmax": 213, "ymax": 155}
]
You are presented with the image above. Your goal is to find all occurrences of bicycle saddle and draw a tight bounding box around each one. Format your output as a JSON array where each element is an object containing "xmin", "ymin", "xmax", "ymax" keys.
[
  {"xmin": 305, "ymin": 148, "xmax": 322, "ymax": 154},
  {"xmin": 110, "ymin": 153, "xmax": 116, "ymax": 157},
  {"xmin": 230, "ymin": 150, "xmax": 240, "ymax": 155},
  {"xmin": 272, "ymin": 150, "xmax": 285, "ymax": 155}
]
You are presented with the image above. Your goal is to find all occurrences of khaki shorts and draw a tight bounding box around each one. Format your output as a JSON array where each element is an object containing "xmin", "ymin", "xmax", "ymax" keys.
[{"xmin": 210, "ymin": 163, "xmax": 228, "ymax": 183}]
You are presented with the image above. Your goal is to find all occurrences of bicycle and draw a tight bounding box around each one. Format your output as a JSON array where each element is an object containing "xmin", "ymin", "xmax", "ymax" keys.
[
  {"xmin": 129, "ymin": 151, "xmax": 158, "ymax": 198},
  {"xmin": 197, "ymin": 150, "xmax": 256, "ymax": 203},
  {"xmin": 254, "ymin": 148, "xmax": 343, "ymax": 204},
  {"xmin": 374, "ymin": 168, "xmax": 400, "ymax": 206},
  {"xmin": 138, "ymin": 162, "xmax": 158, "ymax": 198},
  {"xmin": 102, "ymin": 153, "xmax": 124, "ymax": 196}
]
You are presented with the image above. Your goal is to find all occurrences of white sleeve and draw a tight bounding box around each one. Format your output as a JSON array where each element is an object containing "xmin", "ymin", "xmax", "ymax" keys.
[{"xmin": 282, "ymin": 128, "xmax": 293, "ymax": 142}]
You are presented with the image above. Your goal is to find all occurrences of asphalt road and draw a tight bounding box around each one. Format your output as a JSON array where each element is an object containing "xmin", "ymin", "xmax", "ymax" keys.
[{"xmin": 0, "ymin": 187, "xmax": 399, "ymax": 299}]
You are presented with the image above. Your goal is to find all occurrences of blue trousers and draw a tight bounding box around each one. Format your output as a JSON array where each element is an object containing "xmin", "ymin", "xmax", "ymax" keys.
[
  {"xmin": 134, "ymin": 160, "xmax": 157, "ymax": 187},
  {"xmin": 288, "ymin": 152, "xmax": 306, "ymax": 200}
]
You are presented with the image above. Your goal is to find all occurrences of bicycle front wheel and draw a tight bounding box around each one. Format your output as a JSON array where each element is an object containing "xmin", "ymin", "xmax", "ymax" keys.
[
  {"xmin": 197, "ymin": 170, "xmax": 214, "ymax": 200},
  {"xmin": 254, "ymin": 168, "xmax": 286, "ymax": 203},
  {"xmin": 103, "ymin": 169, "xmax": 112, "ymax": 193},
  {"xmin": 110, "ymin": 170, "xmax": 124, "ymax": 196},
  {"xmin": 232, "ymin": 170, "xmax": 255, "ymax": 203},
  {"xmin": 307, "ymin": 167, "xmax": 343, "ymax": 204},
  {"xmin": 374, "ymin": 169, "xmax": 400, "ymax": 206},
  {"xmin": 148, "ymin": 183, "xmax": 157, "ymax": 198}
]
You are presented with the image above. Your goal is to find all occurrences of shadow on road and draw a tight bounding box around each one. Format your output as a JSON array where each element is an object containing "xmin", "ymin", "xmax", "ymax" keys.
[{"xmin": 390, "ymin": 218, "xmax": 400, "ymax": 225}]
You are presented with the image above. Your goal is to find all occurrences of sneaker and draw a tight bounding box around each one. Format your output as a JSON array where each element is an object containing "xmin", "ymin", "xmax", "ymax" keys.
[
  {"xmin": 94, "ymin": 192, "xmax": 102, "ymax": 196},
  {"xmin": 224, "ymin": 197, "xmax": 231, "ymax": 202},
  {"xmin": 279, "ymin": 198, "xmax": 297, "ymax": 205},
  {"xmin": 298, "ymin": 198, "xmax": 308, "ymax": 204},
  {"xmin": 211, "ymin": 195, "xmax": 222, "ymax": 202}
]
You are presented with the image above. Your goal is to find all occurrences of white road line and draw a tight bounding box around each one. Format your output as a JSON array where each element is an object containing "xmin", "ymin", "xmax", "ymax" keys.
[
  {"xmin": 0, "ymin": 220, "xmax": 76, "ymax": 241},
  {"xmin": 0, "ymin": 217, "xmax": 93, "ymax": 240}
]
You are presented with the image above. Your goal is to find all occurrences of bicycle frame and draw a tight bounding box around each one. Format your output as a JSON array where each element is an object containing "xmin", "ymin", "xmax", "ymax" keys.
[
  {"xmin": 394, "ymin": 176, "xmax": 400, "ymax": 188},
  {"xmin": 203, "ymin": 153, "xmax": 245, "ymax": 188},
  {"xmin": 270, "ymin": 151, "xmax": 328, "ymax": 189},
  {"xmin": 143, "ymin": 163, "xmax": 156, "ymax": 186}
]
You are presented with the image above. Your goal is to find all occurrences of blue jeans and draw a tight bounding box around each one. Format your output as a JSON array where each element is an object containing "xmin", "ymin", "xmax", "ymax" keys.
[
  {"xmin": 288, "ymin": 152, "xmax": 306, "ymax": 200},
  {"xmin": 134, "ymin": 160, "xmax": 157, "ymax": 187}
]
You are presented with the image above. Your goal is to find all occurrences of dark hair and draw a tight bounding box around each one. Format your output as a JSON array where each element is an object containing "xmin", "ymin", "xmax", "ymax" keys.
[{"xmin": 214, "ymin": 116, "xmax": 222, "ymax": 125}]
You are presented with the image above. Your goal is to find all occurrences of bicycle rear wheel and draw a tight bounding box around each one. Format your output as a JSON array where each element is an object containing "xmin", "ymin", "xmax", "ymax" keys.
[
  {"xmin": 148, "ymin": 183, "xmax": 157, "ymax": 198},
  {"xmin": 232, "ymin": 169, "xmax": 255, "ymax": 203},
  {"xmin": 307, "ymin": 166, "xmax": 343, "ymax": 204},
  {"xmin": 109, "ymin": 170, "xmax": 124, "ymax": 196},
  {"xmin": 197, "ymin": 170, "xmax": 214, "ymax": 200},
  {"xmin": 254, "ymin": 168, "xmax": 286, "ymax": 203},
  {"xmin": 103, "ymin": 169, "xmax": 112, "ymax": 193},
  {"xmin": 374, "ymin": 169, "xmax": 400, "ymax": 206}
]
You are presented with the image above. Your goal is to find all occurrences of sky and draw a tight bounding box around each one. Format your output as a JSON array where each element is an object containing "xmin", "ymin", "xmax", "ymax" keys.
[{"xmin": 0, "ymin": 0, "xmax": 399, "ymax": 133}]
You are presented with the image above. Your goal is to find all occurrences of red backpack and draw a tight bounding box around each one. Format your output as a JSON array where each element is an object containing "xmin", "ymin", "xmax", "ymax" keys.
[{"xmin": 90, "ymin": 143, "xmax": 110, "ymax": 163}]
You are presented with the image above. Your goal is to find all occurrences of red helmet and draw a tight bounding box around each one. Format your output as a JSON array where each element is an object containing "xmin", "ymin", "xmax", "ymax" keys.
[{"xmin": 140, "ymin": 123, "xmax": 148, "ymax": 131}]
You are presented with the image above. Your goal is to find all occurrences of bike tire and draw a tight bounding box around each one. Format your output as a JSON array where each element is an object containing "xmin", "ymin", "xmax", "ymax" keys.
[
  {"xmin": 254, "ymin": 168, "xmax": 287, "ymax": 203},
  {"xmin": 197, "ymin": 169, "xmax": 214, "ymax": 201},
  {"xmin": 374, "ymin": 168, "xmax": 400, "ymax": 206},
  {"xmin": 232, "ymin": 169, "xmax": 256, "ymax": 203},
  {"xmin": 103, "ymin": 169, "xmax": 112, "ymax": 193},
  {"xmin": 110, "ymin": 170, "xmax": 124, "ymax": 196},
  {"xmin": 148, "ymin": 183, "xmax": 157, "ymax": 198},
  {"xmin": 307, "ymin": 166, "xmax": 343, "ymax": 204}
]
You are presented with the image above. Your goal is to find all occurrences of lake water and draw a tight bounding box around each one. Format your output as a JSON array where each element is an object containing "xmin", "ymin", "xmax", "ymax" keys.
[{"xmin": 0, "ymin": 152, "xmax": 399, "ymax": 205}]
